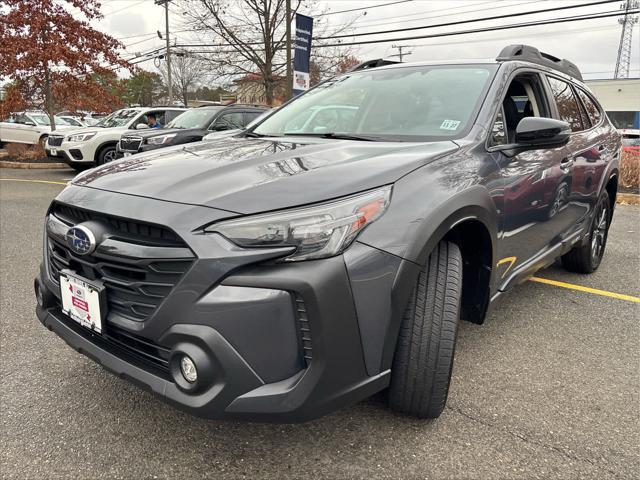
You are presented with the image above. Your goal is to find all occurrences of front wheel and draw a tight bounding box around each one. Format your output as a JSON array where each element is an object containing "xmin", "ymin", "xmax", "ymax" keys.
[
  {"xmin": 561, "ymin": 190, "xmax": 611, "ymax": 273},
  {"xmin": 96, "ymin": 145, "xmax": 117, "ymax": 165},
  {"xmin": 389, "ymin": 241, "xmax": 463, "ymax": 419}
]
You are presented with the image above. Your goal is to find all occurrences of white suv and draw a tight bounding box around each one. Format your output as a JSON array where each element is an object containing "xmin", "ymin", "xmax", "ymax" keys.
[
  {"xmin": 0, "ymin": 111, "xmax": 76, "ymax": 146},
  {"xmin": 45, "ymin": 107, "xmax": 186, "ymax": 169}
]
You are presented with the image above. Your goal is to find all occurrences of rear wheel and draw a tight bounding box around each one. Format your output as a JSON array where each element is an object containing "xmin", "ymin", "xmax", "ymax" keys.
[
  {"xmin": 561, "ymin": 190, "xmax": 610, "ymax": 273},
  {"xmin": 96, "ymin": 144, "xmax": 117, "ymax": 165},
  {"xmin": 389, "ymin": 241, "xmax": 463, "ymax": 419}
]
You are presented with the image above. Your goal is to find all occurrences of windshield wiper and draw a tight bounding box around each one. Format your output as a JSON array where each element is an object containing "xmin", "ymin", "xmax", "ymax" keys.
[
  {"xmin": 283, "ymin": 132, "xmax": 379, "ymax": 141},
  {"xmin": 244, "ymin": 131, "xmax": 265, "ymax": 138}
]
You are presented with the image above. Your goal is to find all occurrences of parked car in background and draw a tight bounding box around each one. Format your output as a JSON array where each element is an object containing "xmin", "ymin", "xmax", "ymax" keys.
[
  {"xmin": 0, "ymin": 111, "xmax": 76, "ymax": 146},
  {"xmin": 117, "ymin": 104, "xmax": 267, "ymax": 156},
  {"xmin": 45, "ymin": 106, "xmax": 187, "ymax": 169},
  {"xmin": 55, "ymin": 116, "xmax": 89, "ymax": 128},
  {"xmin": 620, "ymin": 128, "xmax": 640, "ymax": 153},
  {"xmin": 201, "ymin": 108, "xmax": 274, "ymax": 141}
]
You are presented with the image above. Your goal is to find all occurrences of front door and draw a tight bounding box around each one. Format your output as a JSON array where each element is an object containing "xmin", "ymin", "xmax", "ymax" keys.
[{"xmin": 491, "ymin": 72, "xmax": 573, "ymax": 287}]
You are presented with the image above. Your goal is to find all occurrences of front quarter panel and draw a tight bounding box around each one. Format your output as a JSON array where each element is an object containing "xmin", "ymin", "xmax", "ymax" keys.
[{"xmin": 358, "ymin": 143, "xmax": 501, "ymax": 267}]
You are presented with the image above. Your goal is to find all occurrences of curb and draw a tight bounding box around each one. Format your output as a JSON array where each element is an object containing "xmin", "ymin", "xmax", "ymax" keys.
[
  {"xmin": 0, "ymin": 161, "xmax": 69, "ymax": 169},
  {"xmin": 617, "ymin": 192, "xmax": 640, "ymax": 205}
]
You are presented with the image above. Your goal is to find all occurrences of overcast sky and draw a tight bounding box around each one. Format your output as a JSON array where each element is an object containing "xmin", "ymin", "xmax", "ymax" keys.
[{"xmin": 96, "ymin": 0, "xmax": 639, "ymax": 81}]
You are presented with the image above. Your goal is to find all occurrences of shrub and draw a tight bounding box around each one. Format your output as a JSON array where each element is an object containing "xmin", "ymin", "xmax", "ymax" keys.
[
  {"xmin": 3, "ymin": 142, "xmax": 46, "ymax": 161},
  {"xmin": 620, "ymin": 150, "xmax": 640, "ymax": 190}
]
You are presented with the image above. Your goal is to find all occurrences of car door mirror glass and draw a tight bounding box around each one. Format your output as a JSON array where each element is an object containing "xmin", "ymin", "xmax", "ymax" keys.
[{"xmin": 515, "ymin": 117, "xmax": 570, "ymax": 148}]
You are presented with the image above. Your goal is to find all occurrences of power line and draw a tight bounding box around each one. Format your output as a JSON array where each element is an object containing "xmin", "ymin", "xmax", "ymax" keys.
[
  {"xmin": 162, "ymin": 1, "xmax": 620, "ymax": 49},
  {"xmin": 102, "ymin": 0, "xmax": 147, "ymax": 17},
  {"xmin": 316, "ymin": 9, "xmax": 639, "ymax": 47},
  {"xmin": 315, "ymin": 0, "xmax": 620, "ymax": 40},
  {"xmin": 317, "ymin": 0, "xmax": 414, "ymax": 17}
]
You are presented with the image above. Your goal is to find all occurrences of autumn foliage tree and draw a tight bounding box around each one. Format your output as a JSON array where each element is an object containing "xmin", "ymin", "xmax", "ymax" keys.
[{"xmin": 0, "ymin": 0, "xmax": 132, "ymax": 130}]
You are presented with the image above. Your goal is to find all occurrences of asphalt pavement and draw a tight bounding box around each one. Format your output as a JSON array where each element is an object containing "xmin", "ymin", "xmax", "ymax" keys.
[{"xmin": 1, "ymin": 167, "xmax": 638, "ymax": 479}]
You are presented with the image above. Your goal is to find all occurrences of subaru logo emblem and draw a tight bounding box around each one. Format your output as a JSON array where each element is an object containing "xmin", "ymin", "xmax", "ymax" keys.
[{"xmin": 65, "ymin": 225, "xmax": 96, "ymax": 256}]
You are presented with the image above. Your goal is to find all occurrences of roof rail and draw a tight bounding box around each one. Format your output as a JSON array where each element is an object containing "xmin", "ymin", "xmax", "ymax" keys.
[
  {"xmin": 348, "ymin": 58, "xmax": 401, "ymax": 72},
  {"xmin": 497, "ymin": 44, "xmax": 583, "ymax": 81}
]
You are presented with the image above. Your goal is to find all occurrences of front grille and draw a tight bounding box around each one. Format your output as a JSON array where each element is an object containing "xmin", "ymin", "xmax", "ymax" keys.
[
  {"xmin": 46, "ymin": 204, "xmax": 194, "ymax": 322},
  {"xmin": 119, "ymin": 136, "xmax": 142, "ymax": 152},
  {"xmin": 295, "ymin": 295, "xmax": 312, "ymax": 366},
  {"xmin": 48, "ymin": 135, "xmax": 64, "ymax": 147},
  {"xmin": 52, "ymin": 203, "xmax": 185, "ymax": 247}
]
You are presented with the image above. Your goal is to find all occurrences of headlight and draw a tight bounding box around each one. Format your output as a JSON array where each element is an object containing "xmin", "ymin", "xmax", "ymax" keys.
[
  {"xmin": 205, "ymin": 185, "xmax": 392, "ymax": 262},
  {"xmin": 146, "ymin": 133, "xmax": 177, "ymax": 145},
  {"xmin": 66, "ymin": 132, "xmax": 96, "ymax": 142}
]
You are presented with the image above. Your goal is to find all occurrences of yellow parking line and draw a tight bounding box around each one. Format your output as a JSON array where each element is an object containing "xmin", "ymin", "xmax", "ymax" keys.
[
  {"xmin": 0, "ymin": 178, "xmax": 67, "ymax": 186},
  {"xmin": 530, "ymin": 277, "xmax": 640, "ymax": 303}
]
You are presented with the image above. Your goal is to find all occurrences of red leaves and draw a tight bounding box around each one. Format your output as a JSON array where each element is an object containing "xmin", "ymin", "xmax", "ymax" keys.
[{"xmin": 0, "ymin": 0, "xmax": 132, "ymax": 115}]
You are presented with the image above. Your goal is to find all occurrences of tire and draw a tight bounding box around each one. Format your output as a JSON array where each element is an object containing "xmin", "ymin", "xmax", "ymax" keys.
[
  {"xmin": 561, "ymin": 190, "xmax": 611, "ymax": 274},
  {"xmin": 389, "ymin": 241, "xmax": 463, "ymax": 419},
  {"xmin": 38, "ymin": 135, "xmax": 48, "ymax": 148},
  {"xmin": 96, "ymin": 144, "xmax": 117, "ymax": 165}
]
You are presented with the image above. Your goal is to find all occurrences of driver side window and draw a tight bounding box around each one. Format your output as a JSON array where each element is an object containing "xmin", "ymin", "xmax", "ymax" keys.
[{"xmin": 489, "ymin": 73, "xmax": 549, "ymax": 146}]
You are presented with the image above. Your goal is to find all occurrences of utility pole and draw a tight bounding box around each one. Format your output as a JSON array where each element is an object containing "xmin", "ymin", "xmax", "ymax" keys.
[
  {"xmin": 614, "ymin": 0, "xmax": 639, "ymax": 79},
  {"xmin": 155, "ymin": 0, "xmax": 172, "ymax": 103},
  {"xmin": 285, "ymin": 0, "xmax": 293, "ymax": 100},
  {"xmin": 390, "ymin": 44, "xmax": 412, "ymax": 62}
]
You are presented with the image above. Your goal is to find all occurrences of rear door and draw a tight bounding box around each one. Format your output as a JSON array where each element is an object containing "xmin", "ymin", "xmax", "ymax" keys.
[{"xmin": 545, "ymin": 76, "xmax": 607, "ymax": 229}]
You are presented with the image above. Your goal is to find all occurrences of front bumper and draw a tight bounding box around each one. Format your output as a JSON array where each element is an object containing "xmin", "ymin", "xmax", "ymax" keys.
[{"xmin": 35, "ymin": 187, "xmax": 398, "ymax": 421}]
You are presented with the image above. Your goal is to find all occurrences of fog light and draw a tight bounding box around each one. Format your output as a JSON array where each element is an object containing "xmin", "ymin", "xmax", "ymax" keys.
[{"xmin": 180, "ymin": 355, "xmax": 197, "ymax": 383}]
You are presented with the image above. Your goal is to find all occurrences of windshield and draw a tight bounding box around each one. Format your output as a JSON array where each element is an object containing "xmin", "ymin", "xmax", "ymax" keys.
[
  {"xmin": 95, "ymin": 109, "xmax": 140, "ymax": 128},
  {"xmin": 166, "ymin": 108, "xmax": 221, "ymax": 129},
  {"xmin": 254, "ymin": 65, "xmax": 495, "ymax": 141},
  {"xmin": 29, "ymin": 114, "xmax": 52, "ymax": 126}
]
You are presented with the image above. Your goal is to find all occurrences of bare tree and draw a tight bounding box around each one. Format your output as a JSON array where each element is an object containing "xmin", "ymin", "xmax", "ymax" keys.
[
  {"xmin": 176, "ymin": 0, "xmax": 355, "ymax": 105},
  {"xmin": 158, "ymin": 51, "xmax": 205, "ymax": 105}
]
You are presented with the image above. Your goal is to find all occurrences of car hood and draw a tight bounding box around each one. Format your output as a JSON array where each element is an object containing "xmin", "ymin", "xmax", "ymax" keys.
[
  {"xmin": 61, "ymin": 126, "xmax": 132, "ymax": 136},
  {"xmin": 122, "ymin": 127, "xmax": 199, "ymax": 139},
  {"xmin": 72, "ymin": 136, "xmax": 459, "ymax": 214}
]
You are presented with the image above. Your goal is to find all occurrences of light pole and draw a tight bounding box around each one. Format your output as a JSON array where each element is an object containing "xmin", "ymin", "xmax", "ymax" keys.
[{"xmin": 155, "ymin": 0, "xmax": 172, "ymax": 104}]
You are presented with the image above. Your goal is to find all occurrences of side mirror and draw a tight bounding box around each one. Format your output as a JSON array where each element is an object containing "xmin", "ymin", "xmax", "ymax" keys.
[
  {"xmin": 24, "ymin": 121, "xmax": 36, "ymax": 126},
  {"xmin": 515, "ymin": 117, "xmax": 570, "ymax": 148},
  {"xmin": 213, "ymin": 124, "xmax": 230, "ymax": 131},
  {"xmin": 136, "ymin": 123, "xmax": 149, "ymax": 130}
]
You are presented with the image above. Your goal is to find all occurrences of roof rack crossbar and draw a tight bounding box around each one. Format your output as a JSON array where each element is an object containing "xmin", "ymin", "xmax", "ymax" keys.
[
  {"xmin": 348, "ymin": 58, "xmax": 401, "ymax": 72},
  {"xmin": 497, "ymin": 44, "xmax": 582, "ymax": 81}
]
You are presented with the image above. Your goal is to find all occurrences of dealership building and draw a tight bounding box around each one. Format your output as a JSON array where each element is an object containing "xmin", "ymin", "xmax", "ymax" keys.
[{"xmin": 585, "ymin": 78, "xmax": 640, "ymax": 129}]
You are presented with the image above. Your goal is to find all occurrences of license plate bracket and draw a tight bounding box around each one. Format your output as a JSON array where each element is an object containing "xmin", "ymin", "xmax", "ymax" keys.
[{"xmin": 59, "ymin": 269, "xmax": 107, "ymax": 334}]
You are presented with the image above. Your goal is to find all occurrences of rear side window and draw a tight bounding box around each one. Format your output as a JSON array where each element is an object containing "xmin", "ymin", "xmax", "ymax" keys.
[
  {"xmin": 547, "ymin": 77, "xmax": 585, "ymax": 132},
  {"xmin": 575, "ymin": 88, "xmax": 602, "ymax": 127}
]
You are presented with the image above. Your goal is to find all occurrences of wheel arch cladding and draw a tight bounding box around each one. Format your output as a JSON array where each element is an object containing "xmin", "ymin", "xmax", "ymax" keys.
[
  {"xmin": 605, "ymin": 172, "xmax": 618, "ymax": 215},
  {"xmin": 95, "ymin": 141, "xmax": 117, "ymax": 162},
  {"xmin": 360, "ymin": 183, "xmax": 498, "ymax": 371}
]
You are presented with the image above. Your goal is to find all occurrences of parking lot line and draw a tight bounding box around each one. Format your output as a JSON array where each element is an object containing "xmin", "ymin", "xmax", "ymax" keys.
[
  {"xmin": 530, "ymin": 276, "xmax": 640, "ymax": 303},
  {"xmin": 0, "ymin": 178, "xmax": 67, "ymax": 186}
]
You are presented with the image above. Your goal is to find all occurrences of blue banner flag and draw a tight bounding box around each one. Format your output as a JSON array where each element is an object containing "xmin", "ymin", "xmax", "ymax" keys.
[{"xmin": 292, "ymin": 14, "xmax": 313, "ymax": 96}]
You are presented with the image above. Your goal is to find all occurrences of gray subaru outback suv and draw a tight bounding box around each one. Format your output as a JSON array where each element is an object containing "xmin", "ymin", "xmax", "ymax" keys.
[{"xmin": 35, "ymin": 45, "xmax": 621, "ymax": 422}]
